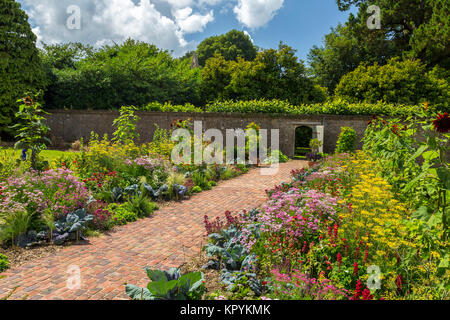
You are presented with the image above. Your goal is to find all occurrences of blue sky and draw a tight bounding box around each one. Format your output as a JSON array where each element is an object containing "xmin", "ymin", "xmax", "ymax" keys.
[
  {"xmin": 19, "ymin": 0, "xmax": 357, "ymax": 63},
  {"xmin": 186, "ymin": 0, "xmax": 357, "ymax": 62}
]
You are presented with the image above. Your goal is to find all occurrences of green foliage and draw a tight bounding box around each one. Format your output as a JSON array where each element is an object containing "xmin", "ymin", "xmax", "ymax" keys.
[
  {"xmin": 201, "ymin": 44, "xmax": 327, "ymax": 105},
  {"xmin": 196, "ymin": 29, "xmax": 258, "ymax": 67},
  {"xmin": 144, "ymin": 101, "xmax": 203, "ymax": 113},
  {"xmin": 205, "ymin": 99, "xmax": 443, "ymax": 116},
  {"xmin": 336, "ymin": 0, "xmax": 450, "ymax": 68},
  {"xmin": 192, "ymin": 186, "xmax": 202, "ymax": 193},
  {"xmin": 0, "ymin": 253, "xmax": 8, "ymax": 272},
  {"xmin": 335, "ymin": 58, "xmax": 450, "ymax": 108},
  {"xmin": 108, "ymin": 203, "xmax": 138, "ymax": 225},
  {"xmin": 336, "ymin": 127, "xmax": 357, "ymax": 153},
  {"xmin": 127, "ymin": 191, "xmax": 158, "ymax": 219},
  {"xmin": 0, "ymin": 210, "xmax": 31, "ymax": 246},
  {"xmin": 112, "ymin": 106, "xmax": 140, "ymax": 144},
  {"xmin": 191, "ymin": 172, "xmax": 210, "ymax": 190},
  {"xmin": 43, "ymin": 39, "xmax": 203, "ymax": 110},
  {"xmin": 0, "ymin": 0, "xmax": 46, "ymax": 137},
  {"xmin": 126, "ymin": 268, "xmax": 205, "ymax": 300},
  {"xmin": 362, "ymin": 113, "xmax": 449, "ymax": 239},
  {"xmin": 309, "ymin": 138, "xmax": 323, "ymax": 153},
  {"xmin": 11, "ymin": 93, "xmax": 51, "ymax": 170}
]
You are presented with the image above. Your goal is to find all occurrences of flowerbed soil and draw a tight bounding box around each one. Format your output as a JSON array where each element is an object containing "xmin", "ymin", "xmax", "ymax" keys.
[{"xmin": 0, "ymin": 245, "xmax": 63, "ymax": 270}]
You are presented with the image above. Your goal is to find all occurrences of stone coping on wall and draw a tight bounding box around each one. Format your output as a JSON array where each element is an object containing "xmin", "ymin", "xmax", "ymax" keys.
[{"xmin": 44, "ymin": 109, "xmax": 374, "ymax": 121}]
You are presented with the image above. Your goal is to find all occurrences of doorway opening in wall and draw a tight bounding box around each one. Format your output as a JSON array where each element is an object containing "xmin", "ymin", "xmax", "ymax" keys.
[{"xmin": 294, "ymin": 126, "xmax": 313, "ymax": 159}]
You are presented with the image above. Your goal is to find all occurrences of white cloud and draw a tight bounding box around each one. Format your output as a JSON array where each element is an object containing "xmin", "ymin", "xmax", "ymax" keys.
[
  {"xmin": 173, "ymin": 7, "xmax": 214, "ymax": 33},
  {"xmin": 19, "ymin": 0, "xmax": 282, "ymax": 56},
  {"xmin": 20, "ymin": 0, "xmax": 218, "ymax": 56},
  {"xmin": 233, "ymin": 0, "xmax": 284, "ymax": 29}
]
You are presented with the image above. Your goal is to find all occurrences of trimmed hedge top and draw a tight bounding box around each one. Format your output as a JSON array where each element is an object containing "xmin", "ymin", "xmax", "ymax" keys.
[{"xmin": 138, "ymin": 99, "xmax": 447, "ymax": 117}]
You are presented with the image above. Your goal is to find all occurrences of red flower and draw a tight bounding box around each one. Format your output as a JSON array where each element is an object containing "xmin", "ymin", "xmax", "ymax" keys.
[
  {"xmin": 353, "ymin": 261, "xmax": 359, "ymax": 276},
  {"xmin": 355, "ymin": 247, "xmax": 360, "ymax": 260},
  {"xmin": 362, "ymin": 289, "xmax": 374, "ymax": 300},
  {"xmin": 432, "ymin": 112, "xmax": 450, "ymax": 133},
  {"xmin": 352, "ymin": 280, "xmax": 364, "ymax": 300},
  {"xmin": 363, "ymin": 249, "xmax": 369, "ymax": 264},
  {"xmin": 396, "ymin": 274, "xmax": 404, "ymax": 292},
  {"xmin": 337, "ymin": 252, "xmax": 342, "ymax": 268}
]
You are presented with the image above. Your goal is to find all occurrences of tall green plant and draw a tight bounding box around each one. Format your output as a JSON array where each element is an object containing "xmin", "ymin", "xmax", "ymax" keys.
[
  {"xmin": 363, "ymin": 112, "xmax": 449, "ymax": 240},
  {"xmin": 336, "ymin": 127, "xmax": 357, "ymax": 153},
  {"xmin": 11, "ymin": 93, "xmax": 50, "ymax": 170},
  {"xmin": 112, "ymin": 106, "xmax": 140, "ymax": 144}
]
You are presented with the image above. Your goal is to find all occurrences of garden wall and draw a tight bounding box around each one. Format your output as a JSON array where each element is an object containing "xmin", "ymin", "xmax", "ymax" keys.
[{"xmin": 44, "ymin": 110, "xmax": 372, "ymax": 157}]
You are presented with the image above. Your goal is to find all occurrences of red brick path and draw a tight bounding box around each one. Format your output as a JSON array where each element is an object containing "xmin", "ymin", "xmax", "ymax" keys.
[{"xmin": 0, "ymin": 161, "xmax": 304, "ymax": 300}]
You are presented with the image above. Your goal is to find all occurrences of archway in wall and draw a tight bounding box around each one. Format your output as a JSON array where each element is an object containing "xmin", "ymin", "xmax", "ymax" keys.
[{"xmin": 295, "ymin": 126, "xmax": 313, "ymax": 159}]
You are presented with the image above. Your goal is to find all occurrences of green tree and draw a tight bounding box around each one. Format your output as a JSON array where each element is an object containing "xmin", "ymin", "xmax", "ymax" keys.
[
  {"xmin": 308, "ymin": 24, "xmax": 393, "ymax": 93},
  {"xmin": 196, "ymin": 29, "xmax": 258, "ymax": 66},
  {"xmin": 201, "ymin": 43, "xmax": 327, "ymax": 104},
  {"xmin": 335, "ymin": 58, "xmax": 450, "ymax": 107},
  {"xmin": 336, "ymin": 0, "xmax": 450, "ymax": 68},
  {"xmin": 0, "ymin": 0, "xmax": 45, "ymax": 137},
  {"xmin": 44, "ymin": 39, "xmax": 203, "ymax": 109}
]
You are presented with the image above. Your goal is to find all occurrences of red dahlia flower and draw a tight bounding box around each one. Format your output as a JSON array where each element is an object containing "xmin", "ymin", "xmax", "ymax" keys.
[{"xmin": 433, "ymin": 113, "xmax": 450, "ymax": 133}]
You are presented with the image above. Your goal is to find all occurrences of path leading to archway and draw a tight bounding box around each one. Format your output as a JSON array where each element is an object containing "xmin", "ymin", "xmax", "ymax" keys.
[{"xmin": 0, "ymin": 161, "xmax": 304, "ymax": 300}]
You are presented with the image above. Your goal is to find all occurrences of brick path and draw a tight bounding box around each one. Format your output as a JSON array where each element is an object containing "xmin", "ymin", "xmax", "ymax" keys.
[{"xmin": 0, "ymin": 161, "xmax": 304, "ymax": 300}]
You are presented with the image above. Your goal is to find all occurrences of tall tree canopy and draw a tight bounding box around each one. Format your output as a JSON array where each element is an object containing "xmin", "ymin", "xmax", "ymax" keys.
[
  {"xmin": 196, "ymin": 29, "xmax": 258, "ymax": 67},
  {"xmin": 336, "ymin": 0, "xmax": 449, "ymax": 67},
  {"xmin": 309, "ymin": 0, "xmax": 450, "ymax": 93},
  {"xmin": 43, "ymin": 39, "xmax": 203, "ymax": 109},
  {"xmin": 201, "ymin": 43, "xmax": 328, "ymax": 105},
  {"xmin": 0, "ymin": 0, "xmax": 45, "ymax": 136}
]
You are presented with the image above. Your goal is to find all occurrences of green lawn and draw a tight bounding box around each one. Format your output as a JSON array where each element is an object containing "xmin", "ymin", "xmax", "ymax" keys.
[{"xmin": 7, "ymin": 149, "xmax": 75, "ymax": 162}]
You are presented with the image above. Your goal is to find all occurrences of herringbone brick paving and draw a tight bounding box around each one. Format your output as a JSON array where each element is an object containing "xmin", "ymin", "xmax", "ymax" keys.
[{"xmin": 0, "ymin": 161, "xmax": 304, "ymax": 300}]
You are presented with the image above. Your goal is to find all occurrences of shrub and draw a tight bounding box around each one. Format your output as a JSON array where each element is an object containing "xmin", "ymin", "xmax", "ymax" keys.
[
  {"xmin": 192, "ymin": 186, "xmax": 202, "ymax": 193},
  {"xmin": 108, "ymin": 203, "xmax": 138, "ymax": 225},
  {"xmin": 335, "ymin": 58, "xmax": 449, "ymax": 108},
  {"xmin": 0, "ymin": 253, "xmax": 9, "ymax": 272},
  {"xmin": 336, "ymin": 127, "xmax": 357, "ymax": 153}
]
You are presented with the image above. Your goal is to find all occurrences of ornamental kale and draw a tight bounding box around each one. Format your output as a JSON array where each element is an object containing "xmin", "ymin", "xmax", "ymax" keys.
[{"xmin": 125, "ymin": 268, "xmax": 205, "ymax": 300}]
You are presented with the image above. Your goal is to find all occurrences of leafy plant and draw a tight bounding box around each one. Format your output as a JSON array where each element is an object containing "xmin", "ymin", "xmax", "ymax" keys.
[
  {"xmin": 52, "ymin": 209, "xmax": 94, "ymax": 245},
  {"xmin": 336, "ymin": 127, "xmax": 357, "ymax": 153},
  {"xmin": 125, "ymin": 268, "xmax": 205, "ymax": 300},
  {"xmin": 112, "ymin": 106, "xmax": 140, "ymax": 144},
  {"xmin": 0, "ymin": 253, "xmax": 8, "ymax": 273},
  {"xmin": 0, "ymin": 210, "xmax": 32, "ymax": 248},
  {"xmin": 11, "ymin": 93, "xmax": 51, "ymax": 170}
]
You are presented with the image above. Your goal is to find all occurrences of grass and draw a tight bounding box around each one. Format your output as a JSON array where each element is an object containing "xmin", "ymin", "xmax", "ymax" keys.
[{"xmin": 7, "ymin": 149, "xmax": 75, "ymax": 162}]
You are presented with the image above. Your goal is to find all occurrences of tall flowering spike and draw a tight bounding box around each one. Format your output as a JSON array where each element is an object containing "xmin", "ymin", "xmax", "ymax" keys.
[
  {"xmin": 363, "ymin": 248, "xmax": 369, "ymax": 264},
  {"xmin": 355, "ymin": 247, "xmax": 360, "ymax": 260},
  {"xmin": 337, "ymin": 252, "xmax": 342, "ymax": 268},
  {"xmin": 333, "ymin": 223, "xmax": 339, "ymax": 239},
  {"xmin": 396, "ymin": 274, "xmax": 404, "ymax": 292},
  {"xmin": 432, "ymin": 112, "xmax": 450, "ymax": 133},
  {"xmin": 353, "ymin": 261, "xmax": 359, "ymax": 276}
]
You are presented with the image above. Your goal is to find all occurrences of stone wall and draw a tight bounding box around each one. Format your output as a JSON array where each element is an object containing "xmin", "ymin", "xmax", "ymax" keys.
[{"xmin": 44, "ymin": 110, "xmax": 372, "ymax": 157}]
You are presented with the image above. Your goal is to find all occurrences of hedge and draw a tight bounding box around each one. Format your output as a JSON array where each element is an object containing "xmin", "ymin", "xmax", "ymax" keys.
[{"xmin": 136, "ymin": 99, "xmax": 447, "ymax": 117}]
